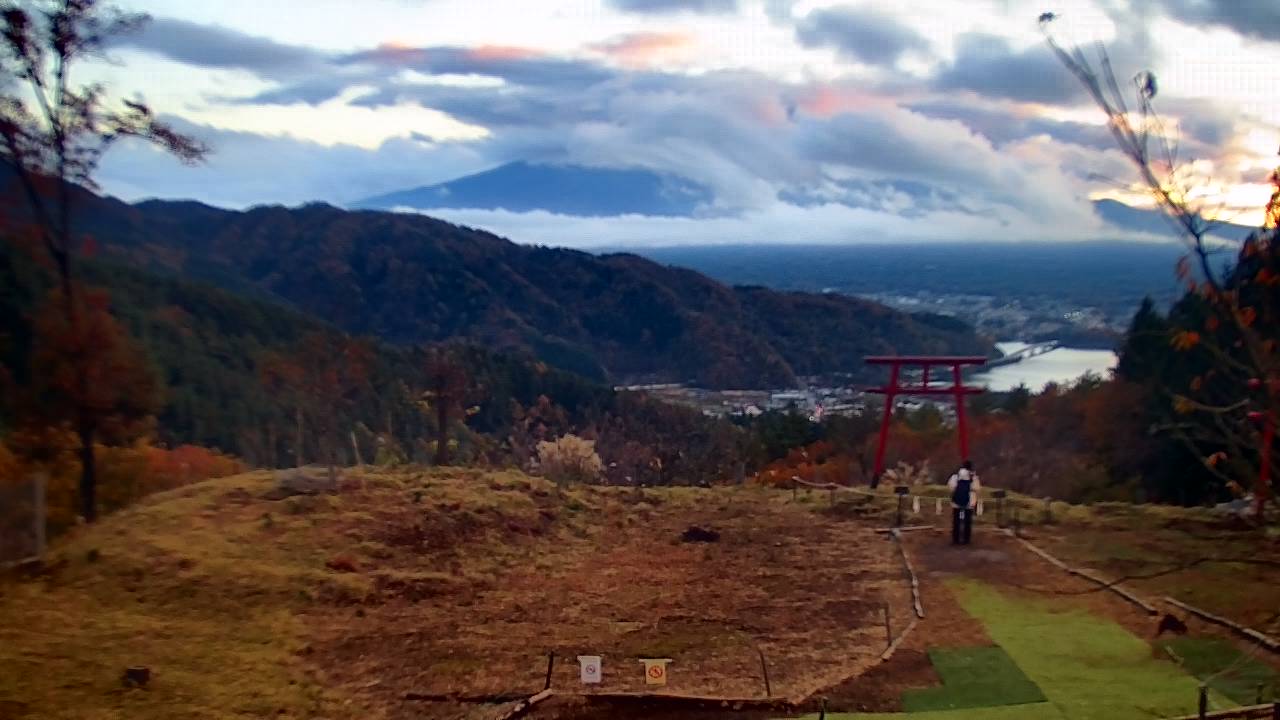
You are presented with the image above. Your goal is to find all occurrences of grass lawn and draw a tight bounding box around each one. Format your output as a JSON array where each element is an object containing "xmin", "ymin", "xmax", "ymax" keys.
[
  {"xmin": 792, "ymin": 580, "xmax": 1233, "ymax": 720},
  {"xmin": 1158, "ymin": 637, "xmax": 1279, "ymax": 705},
  {"xmin": 953, "ymin": 580, "xmax": 1229, "ymax": 719},
  {"xmin": 901, "ymin": 646, "xmax": 1045, "ymax": 712}
]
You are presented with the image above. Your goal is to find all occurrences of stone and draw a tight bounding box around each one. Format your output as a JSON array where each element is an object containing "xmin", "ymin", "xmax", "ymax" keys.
[{"xmin": 263, "ymin": 466, "xmax": 338, "ymax": 500}]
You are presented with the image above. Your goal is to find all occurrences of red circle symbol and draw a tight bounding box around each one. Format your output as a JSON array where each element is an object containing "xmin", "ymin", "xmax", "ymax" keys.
[{"xmin": 648, "ymin": 665, "xmax": 664, "ymax": 678}]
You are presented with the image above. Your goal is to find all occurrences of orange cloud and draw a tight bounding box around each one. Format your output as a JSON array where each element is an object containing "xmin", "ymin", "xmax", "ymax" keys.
[
  {"xmin": 797, "ymin": 86, "xmax": 891, "ymax": 118},
  {"xmin": 369, "ymin": 42, "xmax": 429, "ymax": 64},
  {"xmin": 592, "ymin": 32, "xmax": 696, "ymax": 67},
  {"xmin": 467, "ymin": 45, "xmax": 543, "ymax": 62}
]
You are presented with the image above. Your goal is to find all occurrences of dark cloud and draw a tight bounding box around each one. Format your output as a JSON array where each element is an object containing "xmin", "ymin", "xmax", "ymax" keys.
[
  {"xmin": 1150, "ymin": 0, "xmax": 1280, "ymax": 43},
  {"xmin": 113, "ymin": 17, "xmax": 327, "ymax": 78},
  {"xmin": 907, "ymin": 97, "xmax": 1116, "ymax": 150},
  {"xmin": 1149, "ymin": 96, "xmax": 1239, "ymax": 149},
  {"xmin": 606, "ymin": 0, "xmax": 739, "ymax": 13},
  {"xmin": 795, "ymin": 6, "xmax": 931, "ymax": 65},
  {"xmin": 932, "ymin": 33, "xmax": 1087, "ymax": 104},
  {"xmin": 101, "ymin": 17, "xmax": 1127, "ymax": 230},
  {"xmin": 98, "ymin": 116, "xmax": 486, "ymax": 208},
  {"xmin": 794, "ymin": 107, "xmax": 1089, "ymax": 222}
]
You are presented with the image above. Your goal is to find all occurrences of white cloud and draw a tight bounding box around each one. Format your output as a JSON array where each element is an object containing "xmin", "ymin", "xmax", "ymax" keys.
[
  {"xmin": 82, "ymin": 0, "xmax": 1280, "ymax": 244},
  {"xmin": 408, "ymin": 198, "xmax": 1128, "ymax": 248}
]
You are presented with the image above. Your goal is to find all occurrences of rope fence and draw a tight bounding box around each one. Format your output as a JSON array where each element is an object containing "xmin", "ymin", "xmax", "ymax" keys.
[{"xmin": 787, "ymin": 477, "xmax": 1060, "ymax": 529}]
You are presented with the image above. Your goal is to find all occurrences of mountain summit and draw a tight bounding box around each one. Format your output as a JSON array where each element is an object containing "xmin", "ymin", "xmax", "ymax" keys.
[{"xmin": 354, "ymin": 161, "xmax": 711, "ymax": 217}]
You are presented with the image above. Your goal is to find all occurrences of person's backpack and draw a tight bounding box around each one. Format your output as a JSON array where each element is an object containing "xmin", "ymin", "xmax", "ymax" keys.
[{"xmin": 951, "ymin": 472, "xmax": 973, "ymax": 508}]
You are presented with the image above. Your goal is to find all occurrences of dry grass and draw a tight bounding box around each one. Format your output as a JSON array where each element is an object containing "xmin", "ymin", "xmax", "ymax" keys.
[
  {"xmin": 0, "ymin": 468, "xmax": 908, "ymax": 720},
  {"xmin": 0, "ymin": 471, "xmax": 335, "ymax": 720}
]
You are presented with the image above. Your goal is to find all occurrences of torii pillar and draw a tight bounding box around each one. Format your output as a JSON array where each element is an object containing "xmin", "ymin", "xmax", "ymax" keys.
[{"xmin": 864, "ymin": 356, "xmax": 987, "ymax": 487}]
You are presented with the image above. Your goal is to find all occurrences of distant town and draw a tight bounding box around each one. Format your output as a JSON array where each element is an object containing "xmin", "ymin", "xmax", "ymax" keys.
[
  {"xmin": 858, "ymin": 290, "xmax": 1123, "ymax": 348},
  {"xmin": 617, "ymin": 377, "xmax": 966, "ymax": 422}
]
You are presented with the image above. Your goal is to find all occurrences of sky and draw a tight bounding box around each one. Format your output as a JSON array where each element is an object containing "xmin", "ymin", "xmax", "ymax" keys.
[{"xmin": 80, "ymin": 0, "xmax": 1280, "ymax": 246}]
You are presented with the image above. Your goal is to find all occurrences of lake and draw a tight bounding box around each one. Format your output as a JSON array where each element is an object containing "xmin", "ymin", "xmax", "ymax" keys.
[{"xmin": 970, "ymin": 341, "xmax": 1118, "ymax": 392}]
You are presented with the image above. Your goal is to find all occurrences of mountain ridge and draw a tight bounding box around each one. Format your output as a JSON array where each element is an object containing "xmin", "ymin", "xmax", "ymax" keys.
[
  {"xmin": 26, "ymin": 184, "xmax": 993, "ymax": 388},
  {"xmin": 353, "ymin": 161, "xmax": 712, "ymax": 217}
]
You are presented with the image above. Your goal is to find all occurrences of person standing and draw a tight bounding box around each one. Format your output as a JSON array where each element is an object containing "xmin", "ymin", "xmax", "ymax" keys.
[{"xmin": 948, "ymin": 460, "xmax": 980, "ymax": 545}]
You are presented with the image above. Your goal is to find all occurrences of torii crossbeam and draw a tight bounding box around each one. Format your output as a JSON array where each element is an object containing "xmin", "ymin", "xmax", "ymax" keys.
[{"xmin": 864, "ymin": 355, "xmax": 987, "ymax": 487}]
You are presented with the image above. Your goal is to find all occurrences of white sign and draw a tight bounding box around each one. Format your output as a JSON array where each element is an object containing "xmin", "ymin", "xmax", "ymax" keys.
[{"xmin": 578, "ymin": 655, "xmax": 602, "ymax": 684}]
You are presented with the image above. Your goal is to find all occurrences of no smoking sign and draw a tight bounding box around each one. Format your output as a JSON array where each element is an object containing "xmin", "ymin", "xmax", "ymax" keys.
[
  {"xmin": 577, "ymin": 655, "xmax": 601, "ymax": 684},
  {"xmin": 639, "ymin": 658, "xmax": 671, "ymax": 686}
]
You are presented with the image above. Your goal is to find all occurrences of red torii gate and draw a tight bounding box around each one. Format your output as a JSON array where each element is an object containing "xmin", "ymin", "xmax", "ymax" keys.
[{"xmin": 864, "ymin": 355, "xmax": 987, "ymax": 487}]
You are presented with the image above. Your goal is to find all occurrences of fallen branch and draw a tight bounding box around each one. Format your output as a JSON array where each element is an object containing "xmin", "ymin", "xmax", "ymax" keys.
[
  {"xmin": 579, "ymin": 691, "xmax": 796, "ymax": 711},
  {"xmin": 403, "ymin": 691, "xmax": 529, "ymax": 703},
  {"xmin": 890, "ymin": 529, "xmax": 925, "ymax": 619},
  {"xmin": 880, "ymin": 618, "xmax": 919, "ymax": 662},
  {"xmin": 874, "ymin": 525, "xmax": 936, "ymax": 534},
  {"xmin": 1163, "ymin": 597, "xmax": 1280, "ymax": 654},
  {"xmin": 1163, "ymin": 701, "xmax": 1279, "ymax": 720},
  {"xmin": 494, "ymin": 689, "xmax": 554, "ymax": 720},
  {"xmin": 1005, "ymin": 530, "xmax": 1159, "ymax": 615}
]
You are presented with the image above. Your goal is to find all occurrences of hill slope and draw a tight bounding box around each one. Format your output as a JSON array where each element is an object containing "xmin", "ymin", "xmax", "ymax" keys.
[
  {"xmin": 0, "ymin": 468, "xmax": 906, "ymax": 719},
  {"xmin": 0, "ymin": 242, "xmax": 746, "ymax": 482},
  {"xmin": 43, "ymin": 190, "xmax": 992, "ymax": 388}
]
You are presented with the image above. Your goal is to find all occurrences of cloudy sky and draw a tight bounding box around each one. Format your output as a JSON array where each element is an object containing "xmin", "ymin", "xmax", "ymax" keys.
[{"xmin": 85, "ymin": 0, "xmax": 1280, "ymax": 246}]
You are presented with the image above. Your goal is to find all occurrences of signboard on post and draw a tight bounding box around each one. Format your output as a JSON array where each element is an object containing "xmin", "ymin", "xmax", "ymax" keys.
[
  {"xmin": 640, "ymin": 658, "xmax": 671, "ymax": 686},
  {"xmin": 578, "ymin": 655, "xmax": 602, "ymax": 684}
]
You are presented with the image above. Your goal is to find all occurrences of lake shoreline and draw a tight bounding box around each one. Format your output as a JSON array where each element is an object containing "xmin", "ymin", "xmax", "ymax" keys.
[{"xmin": 972, "ymin": 341, "xmax": 1118, "ymax": 392}]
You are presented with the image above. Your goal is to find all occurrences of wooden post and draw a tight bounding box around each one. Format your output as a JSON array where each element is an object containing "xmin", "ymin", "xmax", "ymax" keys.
[
  {"xmin": 993, "ymin": 489, "xmax": 1007, "ymax": 529},
  {"xmin": 757, "ymin": 647, "xmax": 771, "ymax": 698},
  {"xmin": 1043, "ymin": 497, "xmax": 1053, "ymax": 524},
  {"xmin": 350, "ymin": 430, "xmax": 364, "ymax": 468},
  {"xmin": 1198, "ymin": 685, "xmax": 1207, "ymax": 719},
  {"xmin": 33, "ymin": 473, "xmax": 46, "ymax": 557},
  {"xmin": 819, "ymin": 697, "xmax": 828, "ymax": 720},
  {"xmin": 544, "ymin": 651, "xmax": 555, "ymax": 690},
  {"xmin": 883, "ymin": 601, "xmax": 892, "ymax": 648}
]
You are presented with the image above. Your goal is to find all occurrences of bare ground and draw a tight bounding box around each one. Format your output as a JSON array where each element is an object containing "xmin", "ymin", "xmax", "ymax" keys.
[{"xmin": 300, "ymin": 477, "xmax": 912, "ymax": 720}]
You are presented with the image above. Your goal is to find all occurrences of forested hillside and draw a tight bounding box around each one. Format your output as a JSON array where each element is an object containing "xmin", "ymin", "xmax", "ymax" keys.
[
  {"xmin": 27, "ymin": 184, "xmax": 993, "ymax": 388},
  {"xmin": 0, "ymin": 242, "xmax": 748, "ymax": 487}
]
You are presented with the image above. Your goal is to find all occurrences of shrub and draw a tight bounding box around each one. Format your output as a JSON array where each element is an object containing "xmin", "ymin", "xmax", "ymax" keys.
[{"xmin": 536, "ymin": 434, "xmax": 603, "ymax": 486}]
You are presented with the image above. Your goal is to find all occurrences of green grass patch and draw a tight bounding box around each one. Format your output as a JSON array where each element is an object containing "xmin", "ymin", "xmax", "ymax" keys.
[
  {"xmin": 810, "ymin": 704, "xmax": 1064, "ymax": 720},
  {"xmin": 902, "ymin": 646, "xmax": 1046, "ymax": 712},
  {"xmin": 790, "ymin": 581, "xmax": 1236, "ymax": 720},
  {"xmin": 952, "ymin": 580, "xmax": 1231, "ymax": 719},
  {"xmin": 1158, "ymin": 636, "xmax": 1279, "ymax": 705}
]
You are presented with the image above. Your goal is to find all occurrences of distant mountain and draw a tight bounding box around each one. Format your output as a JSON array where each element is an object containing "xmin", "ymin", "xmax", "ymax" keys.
[
  {"xmin": 10, "ymin": 183, "xmax": 991, "ymax": 388},
  {"xmin": 1091, "ymin": 199, "xmax": 1256, "ymax": 241},
  {"xmin": 354, "ymin": 161, "xmax": 711, "ymax": 217}
]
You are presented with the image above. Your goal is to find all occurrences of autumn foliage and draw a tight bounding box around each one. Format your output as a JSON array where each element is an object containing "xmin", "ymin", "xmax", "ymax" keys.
[{"xmin": 1, "ymin": 436, "xmax": 242, "ymax": 534}]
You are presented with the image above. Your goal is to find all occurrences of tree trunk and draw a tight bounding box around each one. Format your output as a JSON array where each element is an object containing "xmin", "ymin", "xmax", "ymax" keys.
[
  {"xmin": 351, "ymin": 429, "xmax": 364, "ymax": 467},
  {"xmin": 435, "ymin": 400, "xmax": 450, "ymax": 466},
  {"xmin": 326, "ymin": 427, "xmax": 337, "ymax": 487},
  {"xmin": 78, "ymin": 423, "xmax": 97, "ymax": 523},
  {"xmin": 295, "ymin": 406, "xmax": 304, "ymax": 467},
  {"xmin": 267, "ymin": 421, "xmax": 277, "ymax": 469}
]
